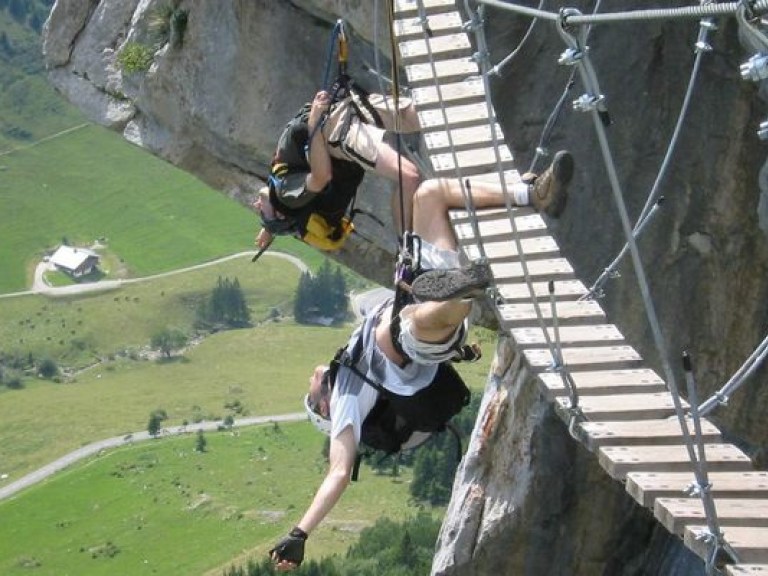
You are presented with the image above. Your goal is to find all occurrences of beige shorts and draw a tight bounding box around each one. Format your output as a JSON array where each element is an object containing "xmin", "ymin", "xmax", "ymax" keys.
[{"xmin": 323, "ymin": 93, "xmax": 420, "ymax": 169}]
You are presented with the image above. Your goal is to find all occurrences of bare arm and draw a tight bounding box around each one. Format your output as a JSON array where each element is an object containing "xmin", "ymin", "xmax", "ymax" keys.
[
  {"xmin": 305, "ymin": 90, "xmax": 333, "ymax": 193},
  {"xmin": 271, "ymin": 425, "xmax": 356, "ymax": 571},
  {"xmin": 297, "ymin": 425, "xmax": 356, "ymax": 533}
]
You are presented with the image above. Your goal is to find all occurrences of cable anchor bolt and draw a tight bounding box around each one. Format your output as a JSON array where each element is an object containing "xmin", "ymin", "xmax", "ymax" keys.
[
  {"xmin": 470, "ymin": 50, "xmax": 490, "ymax": 67},
  {"xmin": 714, "ymin": 391, "xmax": 729, "ymax": 407},
  {"xmin": 573, "ymin": 93, "xmax": 605, "ymax": 113},
  {"xmin": 741, "ymin": 53, "xmax": 768, "ymax": 82},
  {"xmin": 558, "ymin": 47, "xmax": 583, "ymax": 67}
]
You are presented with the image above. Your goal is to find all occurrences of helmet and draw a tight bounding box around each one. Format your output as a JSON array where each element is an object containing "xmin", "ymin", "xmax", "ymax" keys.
[{"xmin": 304, "ymin": 393, "xmax": 331, "ymax": 436}]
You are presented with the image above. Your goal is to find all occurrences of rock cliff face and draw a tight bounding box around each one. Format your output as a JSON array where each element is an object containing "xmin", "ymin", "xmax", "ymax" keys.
[{"xmin": 43, "ymin": 1, "xmax": 768, "ymax": 575}]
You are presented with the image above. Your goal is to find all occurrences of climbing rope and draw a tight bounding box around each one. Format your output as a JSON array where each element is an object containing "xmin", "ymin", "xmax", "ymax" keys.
[{"xmin": 306, "ymin": 20, "xmax": 350, "ymax": 155}]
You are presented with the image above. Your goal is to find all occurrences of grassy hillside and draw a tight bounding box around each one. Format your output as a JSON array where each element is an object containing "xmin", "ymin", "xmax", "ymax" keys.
[
  {"xmin": 2, "ymin": 124, "xmax": 266, "ymax": 293},
  {"xmin": 0, "ymin": 2, "xmax": 83, "ymax": 151},
  {"xmin": 0, "ymin": 421, "xmax": 421, "ymax": 576},
  {"xmin": 0, "ymin": 254, "xmax": 303, "ymax": 367}
]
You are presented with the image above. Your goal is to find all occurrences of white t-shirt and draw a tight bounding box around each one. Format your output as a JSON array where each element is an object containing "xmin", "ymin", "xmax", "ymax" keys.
[
  {"xmin": 329, "ymin": 299, "xmax": 438, "ymax": 446},
  {"xmin": 329, "ymin": 240, "xmax": 460, "ymax": 447}
]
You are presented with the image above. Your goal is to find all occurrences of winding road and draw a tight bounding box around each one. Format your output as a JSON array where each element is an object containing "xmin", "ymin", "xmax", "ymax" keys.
[
  {"xmin": 0, "ymin": 413, "xmax": 307, "ymax": 502},
  {"xmin": 0, "ymin": 250, "xmax": 308, "ymax": 300},
  {"xmin": 0, "ymin": 251, "xmax": 392, "ymax": 502},
  {"xmin": 0, "ymin": 250, "xmax": 312, "ymax": 501}
]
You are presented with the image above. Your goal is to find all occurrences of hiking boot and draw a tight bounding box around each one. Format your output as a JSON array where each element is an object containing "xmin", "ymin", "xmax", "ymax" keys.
[
  {"xmin": 527, "ymin": 150, "xmax": 574, "ymax": 219},
  {"xmin": 411, "ymin": 261, "xmax": 492, "ymax": 302}
]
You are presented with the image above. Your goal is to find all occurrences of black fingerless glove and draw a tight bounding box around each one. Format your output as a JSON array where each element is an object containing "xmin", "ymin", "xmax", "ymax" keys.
[{"xmin": 269, "ymin": 527, "xmax": 308, "ymax": 566}]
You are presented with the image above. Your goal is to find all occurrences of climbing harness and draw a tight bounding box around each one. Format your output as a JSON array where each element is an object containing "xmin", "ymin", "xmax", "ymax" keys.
[{"xmin": 312, "ymin": 323, "xmax": 472, "ymax": 481}]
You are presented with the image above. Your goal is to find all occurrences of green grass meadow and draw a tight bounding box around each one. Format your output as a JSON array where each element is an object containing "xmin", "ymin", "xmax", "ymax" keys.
[
  {"xmin": 0, "ymin": 254, "xmax": 305, "ymax": 369},
  {"xmin": 0, "ymin": 422, "xmax": 419, "ymax": 576},
  {"xmin": 0, "ymin": 123, "xmax": 325, "ymax": 294}
]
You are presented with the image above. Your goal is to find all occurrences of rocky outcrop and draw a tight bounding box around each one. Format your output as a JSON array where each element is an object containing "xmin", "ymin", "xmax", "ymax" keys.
[{"xmin": 43, "ymin": 1, "xmax": 768, "ymax": 575}]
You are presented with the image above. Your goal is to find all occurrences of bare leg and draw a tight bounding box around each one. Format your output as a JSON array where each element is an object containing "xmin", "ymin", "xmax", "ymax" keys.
[
  {"xmin": 400, "ymin": 300, "xmax": 471, "ymax": 344},
  {"xmin": 412, "ymin": 178, "xmax": 521, "ymax": 250},
  {"xmin": 374, "ymin": 143, "xmax": 421, "ymax": 233}
]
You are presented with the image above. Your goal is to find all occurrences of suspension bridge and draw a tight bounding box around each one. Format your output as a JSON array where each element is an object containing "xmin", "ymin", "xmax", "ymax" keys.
[{"xmin": 392, "ymin": 0, "xmax": 768, "ymax": 573}]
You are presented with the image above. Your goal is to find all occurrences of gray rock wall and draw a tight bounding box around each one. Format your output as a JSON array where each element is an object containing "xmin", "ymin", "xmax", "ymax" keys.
[{"xmin": 42, "ymin": 1, "xmax": 768, "ymax": 574}]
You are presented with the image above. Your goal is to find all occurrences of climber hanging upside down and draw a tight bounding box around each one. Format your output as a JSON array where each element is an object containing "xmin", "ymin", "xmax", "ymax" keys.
[
  {"xmin": 268, "ymin": 151, "xmax": 575, "ymax": 571},
  {"xmin": 255, "ymin": 81, "xmax": 423, "ymax": 252}
]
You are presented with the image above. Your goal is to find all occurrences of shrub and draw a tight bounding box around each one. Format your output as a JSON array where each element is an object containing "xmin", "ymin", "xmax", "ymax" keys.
[
  {"xmin": 118, "ymin": 42, "xmax": 154, "ymax": 74},
  {"xmin": 37, "ymin": 357, "xmax": 59, "ymax": 379}
]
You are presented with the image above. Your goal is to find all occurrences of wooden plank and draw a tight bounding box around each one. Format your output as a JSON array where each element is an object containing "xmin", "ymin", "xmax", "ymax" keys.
[
  {"xmin": 451, "ymin": 204, "xmax": 535, "ymax": 225},
  {"xmin": 628, "ymin": 471, "xmax": 768, "ymax": 507},
  {"xmin": 687, "ymin": 525, "xmax": 768, "ymax": 563},
  {"xmin": 394, "ymin": 0, "xmax": 457, "ymax": 17},
  {"xmin": 430, "ymin": 146, "xmax": 514, "ymax": 174},
  {"xmin": 411, "ymin": 78, "xmax": 487, "ymax": 108},
  {"xmin": 498, "ymin": 300, "xmax": 605, "ymax": 328},
  {"xmin": 461, "ymin": 236, "xmax": 560, "ymax": 262},
  {"xmin": 601, "ymin": 444, "xmax": 753, "ymax": 481},
  {"xmin": 398, "ymin": 33, "xmax": 472, "ymax": 65},
  {"xmin": 727, "ymin": 565, "xmax": 768, "ymax": 575},
  {"xmin": 526, "ymin": 345, "xmax": 643, "ymax": 371},
  {"xmin": 491, "ymin": 258, "xmax": 575, "ymax": 282},
  {"xmin": 405, "ymin": 58, "xmax": 479, "ymax": 87},
  {"xmin": 453, "ymin": 210, "xmax": 546, "ymax": 241},
  {"xmin": 538, "ymin": 368, "xmax": 666, "ymax": 398},
  {"xmin": 582, "ymin": 419, "xmax": 721, "ymax": 452},
  {"xmin": 656, "ymin": 498, "xmax": 768, "ymax": 536},
  {"xmin": 423, "ymin": 123, "xmax": 505, "ymax": 153},
  {"xmin": 512, "ymin": 324, "xmax": 624, "ymax": 348},
  {"xmin": 393, "ymin": 12, "xmax": 464, "ymax": 41},
  {"xmin": 556, "ymin": 392, "xmax": 683, "ymax": 421},
  {"xmin": 496, "ymin": 279, "xmax": 589, "ymax": 302},
  {"xmin": 419, "ymin": 102, "xmax": 493, "ymax": 129}
]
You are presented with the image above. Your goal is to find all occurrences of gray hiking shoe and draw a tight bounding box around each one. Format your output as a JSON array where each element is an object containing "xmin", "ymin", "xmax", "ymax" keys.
[
  {"xmin": 411, "ymin": 261, "xmax": 492, "ymax": 302},
  {"xmin": 527, "ymin": 150, "xmax": 574, "ymax": 219}
]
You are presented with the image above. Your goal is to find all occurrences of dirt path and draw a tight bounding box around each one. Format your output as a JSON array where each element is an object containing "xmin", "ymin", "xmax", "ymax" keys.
[
  {"xmin": 0, "ymin": 251, "xmax": 308, "ymax": 300},
  {"xmin": 0, "ymin": 412, "xmax": 306, "ymax": 502}
]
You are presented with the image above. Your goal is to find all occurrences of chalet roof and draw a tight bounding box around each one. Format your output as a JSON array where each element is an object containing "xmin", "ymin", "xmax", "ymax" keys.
[{"xmin": 50, "ymin": 245, "xmax": 98, "ymax": 271}]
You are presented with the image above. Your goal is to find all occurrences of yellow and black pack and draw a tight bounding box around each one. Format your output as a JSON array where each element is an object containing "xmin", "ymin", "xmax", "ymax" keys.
[{"xmin": 302, "ymin": 213, "xmax": 355, "ymax": 251}]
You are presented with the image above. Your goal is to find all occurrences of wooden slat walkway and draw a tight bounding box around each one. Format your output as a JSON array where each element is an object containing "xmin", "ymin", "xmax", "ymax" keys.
[{"xmin": 392, "ymin": 0, "xmax": 768, "ymax": 571}]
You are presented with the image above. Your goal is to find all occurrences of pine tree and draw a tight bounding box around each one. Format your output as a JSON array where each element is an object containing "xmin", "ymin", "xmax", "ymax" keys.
[{"xmin": 331, "ymin": 266, "xmax": 348, "ymax": 317}]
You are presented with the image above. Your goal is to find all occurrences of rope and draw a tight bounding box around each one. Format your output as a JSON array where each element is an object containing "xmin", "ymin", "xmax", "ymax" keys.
[
  {"xmin": 412, "ymin": 0, "xmax": 475, "ymax": 220},
  {"xmin": 306, "ymin": 20, "xmax": 347, "ymax": 155},
  {"xmin": 584, "ymin": 15, "xmax": 714, "ymax": 299},
  {"xmin": 474, "ymin": 0, "xmax": 768, "ymax": 25},
  {"xmin": 682, "ymin": 352, "xmax": 724, "ymax": 576},
  {"xmin": 699, "ymin": 330, "xmax": 768, "ymax": 416},
  {"xmin": 528, "ymin": 0, "xmax": 603, "ymax": 173},
  {"xmin": 466, "ymin": 1, "xmax": 580, "ymax": 410},
  {"xmin": 556, "ymin": 6, "xmax": 707, "ymax": 483},
  {"xmin": 488, "ymin": 0, "xmax": 546, "ymax": 78}
]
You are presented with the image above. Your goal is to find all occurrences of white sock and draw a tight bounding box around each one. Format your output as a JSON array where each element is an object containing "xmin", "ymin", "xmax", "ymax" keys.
[{"xmin": 512, "ymin": 182, "xmax": 530, "ymax": 206}]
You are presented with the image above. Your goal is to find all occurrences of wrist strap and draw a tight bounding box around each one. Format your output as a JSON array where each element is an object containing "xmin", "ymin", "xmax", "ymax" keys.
[{"xmin": 290, "ymin": 527, "xmax": 308, "ymax": 540}]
